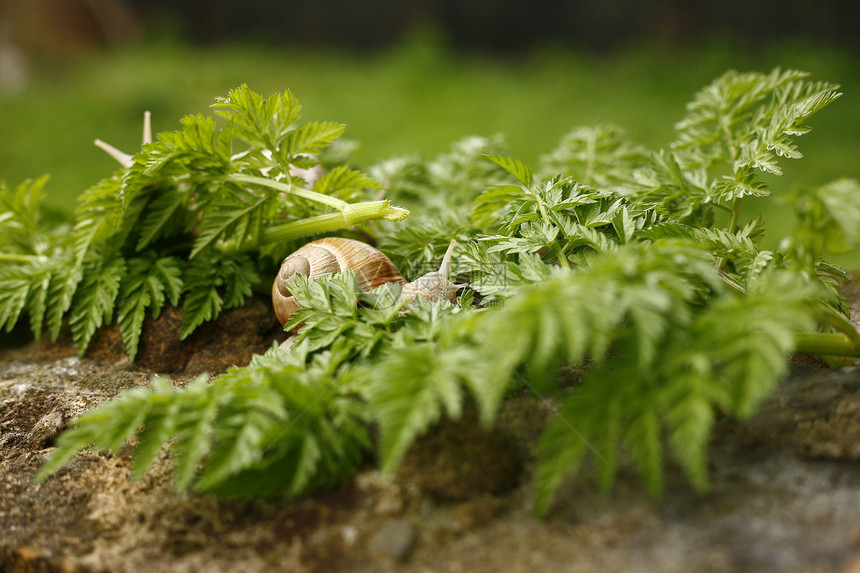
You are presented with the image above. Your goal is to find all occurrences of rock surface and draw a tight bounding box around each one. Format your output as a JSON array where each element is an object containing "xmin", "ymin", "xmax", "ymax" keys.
[{"xmin": 2, "ymin": 297, "xmax": 860, "ymax": 572}]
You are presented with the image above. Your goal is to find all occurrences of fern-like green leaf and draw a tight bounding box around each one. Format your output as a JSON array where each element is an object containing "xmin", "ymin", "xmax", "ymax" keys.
[
  {"xmin": 190, "ymin": 350, "xmax": 370, "ymax": 498},
  {"xmin": 485, "ymin": 154, "xmax": 534, "ymax": 188},
  {"xmin": 378, "ymin": 212, "xmax": 472, "ymax": 271},
  {"xmin": 631, "ymin": 150, "xmax": 710, "ymax": 220},
  {"xmin": 130, "ymin": 376, "xmax": 178, "ymax": 479},
  {"xmin": 373, "ymin": 135, "xmax": 510, "ymax": 215},
  {"xmin": 211, "ymin": 84, "xmax": 302, "ymax": 151},
  {"xmin": 0, "ymin": 267, "xmax": 31, "ymax": 333},
  {"xmin": 470, "ymin": 184, "xmax": 528, "ymax": 230},
  {"xmin": 44, "ymin": 262, "xmax": 83, "ymax": 342},
  {"xmin": 532, "ymin": 268, "xmax": 815, "ymax": 515},
  {"xmin": 371, "ymin": 344, "xmax": 467, "ymax": 475},
  {"xmin": 179, "ymin": 252, "xmax": 258, "ymax": 339},
  {"xmin": 532, "ymin": 378, "xmax": 606, "ymax": 515},
  {"xmin": 194, "ymin": 386, "xmax": 287, "ymax": 490},
  {"xmin": 539, "ymin": 124, "xmax": 650, "ymax": 188},
  {"xmin": 35, "ymin": 384, "xmax": 157, "ymax": 482},
  {"xmin": 696, "ymin": 272, "xmax": 815, "ymax": 417},
  {"xmin": 137, "ymin": 115, "xmax": 233, "ymax": 191},
  {"xmin": 69, "ymin": 255, "xmax": 126, "ymax": 354},
  {"xmin": 117, "ymin": 254, "xmax": 183, "ymax": 361},
  {"xmin": 190, "ymin": 192, "xmax": 267, "ymax": 258},
  {"xmin": 24, "ymin": 263, "xmax": 51, "ymax": 340},
  {"xmin": 0, "ymin": 176, "xmax": 52, "ymax": 253},
  {"xmin": 134, "ymin": 188, "xmax": 189, "ymax": 251},
  {"xmin": 312, "ymin": 166, "xmax": 382, "ymax": 202},
  {"xmin": 71, "ymin": 177, "xmax": 123, "ymax": 265},
  {"xmin": 171, "ymin": 376, "xmax": 220, "ymax": 492},
  {"xmin": 713, "ymin": 165, "xmax": 770, "ymax": 202},
  {"xmin": 791, "ymin": 178, "xmax": 860, "ymax": 254},
  {"xmin": 280, "ymin": 121, "xmax": 347, "ymax": 158}
]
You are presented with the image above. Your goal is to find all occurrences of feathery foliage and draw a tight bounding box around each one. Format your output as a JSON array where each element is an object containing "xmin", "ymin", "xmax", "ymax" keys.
[
  {"xmin": 1, "ymin": 85, "xmax": 408, "ymax": 360},
  {"xmin": 21, "ymin": 68, "xmax": 860, "ymax": 514}
]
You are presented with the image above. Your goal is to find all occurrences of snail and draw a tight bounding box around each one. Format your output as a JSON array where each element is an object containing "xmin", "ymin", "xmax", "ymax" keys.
[{"xmin": 272, "ymin": 238, "xmax": 458, "ymax": 327}]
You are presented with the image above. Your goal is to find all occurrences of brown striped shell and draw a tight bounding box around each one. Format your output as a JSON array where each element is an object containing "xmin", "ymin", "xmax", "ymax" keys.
[{"xmin": 272, "ymin": 237, "xmax": 407, "ymax": 327}]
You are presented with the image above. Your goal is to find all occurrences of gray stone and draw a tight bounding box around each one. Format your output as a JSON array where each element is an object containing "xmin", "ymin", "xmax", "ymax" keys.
[
  {"xmin": 27, "ymin": 410, "xmax": 64, "ymax": 448},
  {"xmin": 368, "ymin": 519, "xmax": 417, "ymax": 563}
]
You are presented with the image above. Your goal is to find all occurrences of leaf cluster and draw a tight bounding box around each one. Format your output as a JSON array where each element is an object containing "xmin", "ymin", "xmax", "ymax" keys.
[
  {"xmin": 37, "ymin": 272, "xmax": 470, "ymax": 497},
  {"xmin": 37, "ymin": 350, "xmax": 370, "ymax": 499},
  {"xmin": 31, "ymin": 68, "xmax": 860, "ymax": 515},
  {"xmin": 1, "ymin": 85, "xmax": 401, "ymax": 360},
  {"xmin": 373, "ymin": 135, "xmax": 510, "ymax": 274},
  {"xmin": 631, "ymin": 68, "xmax": 842, "ymax": 222}
]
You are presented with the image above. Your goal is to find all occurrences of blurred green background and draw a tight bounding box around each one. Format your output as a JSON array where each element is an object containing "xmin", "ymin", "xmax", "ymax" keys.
[{"xmin": 1, "ymin": 2, "xmax": 859, "ymax": 263}]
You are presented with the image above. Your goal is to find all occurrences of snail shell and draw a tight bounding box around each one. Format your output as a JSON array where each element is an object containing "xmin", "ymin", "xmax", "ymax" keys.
[
  {"xmin": 273, "ymin": 238, "xmax": 459, "ymax": 328},
  {"xmin": 273, "ymin": 237, "xmax": 406, "ymax": 326}
]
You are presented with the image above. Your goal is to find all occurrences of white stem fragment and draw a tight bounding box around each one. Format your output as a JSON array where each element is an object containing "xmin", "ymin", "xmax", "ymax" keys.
[
  {"xmin": 93, "ymin": 139, "xmax": 133, "ymax": 167},
  {"xmin": 143, "ymin": 110, "xmax": 152, "ymax": 144},
  {"xmin": 94, "ymin": 111, "xmax": 152, "ymax": 167}
]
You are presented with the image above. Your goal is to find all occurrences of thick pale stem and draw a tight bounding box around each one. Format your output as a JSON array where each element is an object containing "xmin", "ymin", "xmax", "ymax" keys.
[
  {"xmin": 611, "ymin": 327, "xmax": 860, "ymax": 358},
  {"xmin": 816, "ymin": 306, "xmax": 860, "ymax": 346},
  {"xmin": 793, "ymin": 332, "xmax": 860, "ymax": 357},
  {"xmin": 257, "ymin": 200, "xmax": 409, "ymax": 245},
  {"xmin": 0, "ymin": 253, "xmax": 45, "ymax": 263},
  {"xmin": 227, "ymin": 173, "xmax": 351, "ymax": 211}
]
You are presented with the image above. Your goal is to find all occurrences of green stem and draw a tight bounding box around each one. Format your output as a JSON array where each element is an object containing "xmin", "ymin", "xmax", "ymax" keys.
[
  {"xmin": 257, "ymin": 200, "xmax": 409, "ymax": 245},
  {"xmin": 725, "ymin": 197, "xmax": 742, "ymax": 235},
  {"xmin": 716, "ymin": 197, "xmax": 743, "ymax": 273},
  {"xmin": 816, "ymin": 306, "xmax": 860, "ymax": 346},
  {"xmin": 793, "ymin": 331, "xmax": 860, "ymax": 357},
  {"xmin": 552, "ymin": 244, "xmax": 570, "ymax": 269},
  {"xmin": 718, "ymin": 273, "xmax": 860, "ymax": 356},
  {"xmin": 612, "ymin": 327, "xmax": 860, "ymax": 358},
  {"xmin": 526, "ymin": 182, "xmax": 551, "ymax": 224},
  {"xmin": 0, "ymin": 253, "xmax": 44, "ymax": 263},
  {"xmin": 717, "ymin": 268, "xmax": 746, "ymax": 295},
  {"xmin": 227, "ymin": 173, "xmax": 350, "ymax": 210}
]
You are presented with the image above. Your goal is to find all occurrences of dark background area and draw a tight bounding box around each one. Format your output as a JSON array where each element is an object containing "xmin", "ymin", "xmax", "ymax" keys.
[
  {"xmin": 121, "ymin": 0, "xmax": 860, "ymax": 52},
  {"xmin": 3, "ymin": 0, "xmax": 858, "ymax": 57},
  {"xmin": 138, "ymin": 0, "xmax": 858, "ymax": 52}
]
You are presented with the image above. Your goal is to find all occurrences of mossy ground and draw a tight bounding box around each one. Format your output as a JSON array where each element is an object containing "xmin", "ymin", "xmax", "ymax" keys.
[{"xmin": 2, "ymin": 285, "xmax": 860, "ymax": 571}]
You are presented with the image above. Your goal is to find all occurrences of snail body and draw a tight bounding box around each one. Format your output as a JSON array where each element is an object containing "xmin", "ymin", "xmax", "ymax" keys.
[
  {"xmin": 395, "ymin": 242, "xmax": 458, "ymax": 305},
  {"xmin": 272, "ymin": 238, "xmax": 457, "ymax": 327}
]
